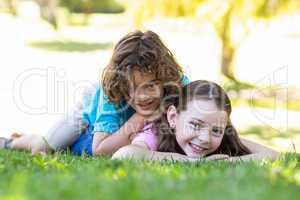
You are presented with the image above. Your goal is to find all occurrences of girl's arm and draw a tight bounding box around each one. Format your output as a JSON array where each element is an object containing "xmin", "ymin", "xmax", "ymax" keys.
[
  {"xmin": 112, "ymin": 142, "xmax": 229, "ymax": 162},
  {"xmin": 230, "ymin": 138, "xmax": 279, "ymax": 161},
  {"xmin": 112, "ymin": 143, "xmax": 194, "ymax": 162},
  {"xmin": 92, "ymin": 113, "xmax": 147, "ymax": 156}
]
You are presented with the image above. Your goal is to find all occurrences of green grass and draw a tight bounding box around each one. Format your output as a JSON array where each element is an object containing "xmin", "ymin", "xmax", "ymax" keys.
[
  {"xmin": 0, "ymin": 150, "xmax": 299, "ymax": 200},
  {"xmin": 240, "ymin": 125, "xmax": 300, "ymax": 140},
  {"xmin": 231, "ymin": 98, "xmax": 300, "ymax": 111}
]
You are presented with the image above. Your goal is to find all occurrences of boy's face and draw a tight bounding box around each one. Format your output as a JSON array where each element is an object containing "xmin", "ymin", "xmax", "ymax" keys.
[{"xmin": 127, "ymin": 70, "xmax": 163, "ymax": 117}]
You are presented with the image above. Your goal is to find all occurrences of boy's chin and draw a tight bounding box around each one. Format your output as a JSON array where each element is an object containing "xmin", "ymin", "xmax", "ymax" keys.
[{"xmin": 135, "ymin": 106, "xmax": 160, "ymax": 117}]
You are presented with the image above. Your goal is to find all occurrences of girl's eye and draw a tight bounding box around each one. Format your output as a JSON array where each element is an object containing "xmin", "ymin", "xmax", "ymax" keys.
[
  {"xmin": 190, "ymin": 121, "xmax": 202, "ymax": 130},
  {"xmin": 211, "ymin": 127, "xmax": 223, "ymax": 136}
]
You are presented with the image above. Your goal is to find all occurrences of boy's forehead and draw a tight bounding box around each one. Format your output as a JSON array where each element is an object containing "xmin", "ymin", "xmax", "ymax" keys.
[{"xmin": 132, "ymin": 70, "xmax": 157, "ymax": 85}]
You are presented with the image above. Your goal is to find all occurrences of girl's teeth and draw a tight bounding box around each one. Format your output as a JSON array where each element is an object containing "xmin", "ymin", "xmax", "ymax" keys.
[{"xmin": 191, "ymin": 143, "xmax": 202, "ymax": 151}]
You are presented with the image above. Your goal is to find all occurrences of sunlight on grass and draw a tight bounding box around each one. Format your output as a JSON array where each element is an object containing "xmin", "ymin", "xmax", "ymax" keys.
[
  {"xmin": 0, "ymin": 150, "xmax": 299, "ymax": 200},
  {"xmin": 241, "ymin": 125, "xmax": 300, "ymax": 140},
  {"xmin": 28, "ymin": 40, "xmax": 113, "ymax": 52},
  {"xmin": 240, "ymin": 125, "xmax": 300, "ymax": 152}
]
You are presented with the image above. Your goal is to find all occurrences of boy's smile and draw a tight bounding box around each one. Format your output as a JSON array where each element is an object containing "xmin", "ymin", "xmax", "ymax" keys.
[{"xmin": 128, "ymin": 70, "xmax": 163, "ymax": 117}]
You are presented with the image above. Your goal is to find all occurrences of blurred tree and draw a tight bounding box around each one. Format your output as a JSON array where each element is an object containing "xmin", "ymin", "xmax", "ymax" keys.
[
  {"xmin": 4, "ymin": 0, "xmax": 17, "ymax": 15},
  {"xmin": 200, "ymin": 0, "xmax": 300, "ymax": 82},
  {"xmin": 4, "ymin": 0, "xmax": 58, "ymax": 29},
  {"xmin": 60, "ymin": 0, "xmax": 124, "ymax": 13},
  {"xmin": 3, "ymin": 0, "xmax": 124, "ymax": 28},
  {"xmin": 125, "ymin": 0, "xmax": 300, "ymax": 82}
]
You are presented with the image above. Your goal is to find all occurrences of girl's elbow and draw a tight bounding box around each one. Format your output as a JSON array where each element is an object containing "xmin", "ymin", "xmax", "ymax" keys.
[
  {"xmin": 112, "ymin": 146, "xmax": 132, "ymax": 160},
  {"xmin": 112, "ymin": 145, "xmax": 144, "ymax": 160},
  {"xmin": 256, "ymin": 150, "xmax": 279, "ymax": 161},
  {"xmin": 269, "ymin": 150, "xmax": 279, "ymax": 160}
]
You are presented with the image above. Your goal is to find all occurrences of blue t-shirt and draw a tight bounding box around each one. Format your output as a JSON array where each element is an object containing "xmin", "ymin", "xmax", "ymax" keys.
[{"xmin": 70, "ymin": 75, "xmax": 190, "ymax": 156}]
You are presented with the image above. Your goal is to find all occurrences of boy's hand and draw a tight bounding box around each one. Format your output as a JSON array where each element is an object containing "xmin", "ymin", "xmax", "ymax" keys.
[{"xmin": 125, "ymin": 113, "xmax": 147, "ymax": 139}]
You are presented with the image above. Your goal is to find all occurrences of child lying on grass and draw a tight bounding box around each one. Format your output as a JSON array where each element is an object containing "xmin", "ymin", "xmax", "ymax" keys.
[
  {"xmin": 0, "ymin": 30, "xmax": 189, "ymax": 156},
  {"xmin": 112, "ymin": 80, "xmax": 279, "ymax": 162}
]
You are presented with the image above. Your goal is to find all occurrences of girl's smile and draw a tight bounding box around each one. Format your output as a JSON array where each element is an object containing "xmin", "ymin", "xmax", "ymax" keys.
[{"xmin": 168, "ymin": 99, "xmax": 228, "ymax": 158}]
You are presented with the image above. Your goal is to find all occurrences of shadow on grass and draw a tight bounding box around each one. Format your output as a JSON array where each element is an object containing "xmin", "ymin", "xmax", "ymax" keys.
[
  {"xmin": 240, "ymin": 125, "xmax": 300, "ymax": 140},
  {"xmin": 28, "ymin": 40, "xmax": 113, "ymax": 52}
]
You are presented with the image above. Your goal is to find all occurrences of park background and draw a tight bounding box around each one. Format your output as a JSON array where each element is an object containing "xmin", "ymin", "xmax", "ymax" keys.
[
  {"xmin": 1, "ymin": 1, "xmax": 300, "ymax": 200},
  {"xmin": 0, "ymin": 0, "xmax": 300, "ymax": 153}
]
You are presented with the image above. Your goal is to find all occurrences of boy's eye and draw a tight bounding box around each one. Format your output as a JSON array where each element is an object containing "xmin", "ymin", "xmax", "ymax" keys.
[
  {"xmin": 146, "ymin": 83, "xmax": 155, "ymax": 89},
  {"xmin": 144, "ymin": 81, "xmax": 160, "ymax": 91}
]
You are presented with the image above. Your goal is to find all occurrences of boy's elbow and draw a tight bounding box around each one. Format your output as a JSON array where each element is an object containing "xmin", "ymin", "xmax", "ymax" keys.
[{"xmin": 93, "ymin": 144, "xmax": 113, "ymax": 156}]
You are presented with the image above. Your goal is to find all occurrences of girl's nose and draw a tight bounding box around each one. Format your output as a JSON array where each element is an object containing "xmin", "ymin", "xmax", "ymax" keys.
[{"xmin": 197, "ymin": 129, "xmax": 211, "ymax": 145}]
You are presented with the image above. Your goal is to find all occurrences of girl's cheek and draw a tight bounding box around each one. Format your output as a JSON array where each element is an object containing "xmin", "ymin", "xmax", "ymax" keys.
[{"xmin": 212, "ymin": 137, "xmax": 223, "ymax": 150}]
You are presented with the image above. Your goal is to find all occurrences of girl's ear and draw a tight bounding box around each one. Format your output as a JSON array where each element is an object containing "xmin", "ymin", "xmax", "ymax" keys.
[{"xmin": 167, "ymin": 105, "xmax": 178, "ymax": 128}]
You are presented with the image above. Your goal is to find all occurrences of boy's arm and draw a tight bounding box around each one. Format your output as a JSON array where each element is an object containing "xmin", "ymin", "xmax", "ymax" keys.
[
  {"xmin": 92, "ymin": 113, "xmax": 146, "ymax": 156},
  {"xmin": 229, "ymin": 138, "xmax": 279, "ymax": 161}
]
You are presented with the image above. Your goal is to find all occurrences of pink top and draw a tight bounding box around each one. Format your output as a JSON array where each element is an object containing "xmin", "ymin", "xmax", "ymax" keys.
[{"xmin": 132, "ymin": 123, "xmax": 158, "ymax": 151}]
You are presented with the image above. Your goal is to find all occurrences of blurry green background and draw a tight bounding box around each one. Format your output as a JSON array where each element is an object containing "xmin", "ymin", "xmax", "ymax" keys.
[{"xmin": 0, "ymin": 0, "xmax": 299, "ymax": 152}]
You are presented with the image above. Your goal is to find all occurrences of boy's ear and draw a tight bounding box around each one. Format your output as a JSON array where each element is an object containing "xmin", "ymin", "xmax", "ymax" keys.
[{"xmin": 167, "ymin": 105, "xmax": 177, "ymax": 128}]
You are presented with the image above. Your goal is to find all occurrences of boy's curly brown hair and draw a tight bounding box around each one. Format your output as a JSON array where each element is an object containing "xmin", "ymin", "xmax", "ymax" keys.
[{"xmin": 101, "ymin": 30, "xmax": 184, "ymax": 103}]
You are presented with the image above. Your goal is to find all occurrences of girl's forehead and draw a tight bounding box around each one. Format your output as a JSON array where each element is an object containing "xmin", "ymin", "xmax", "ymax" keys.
[{"xmin": 181, "ymin": 99, "xmax": 228, "ymax": 125}]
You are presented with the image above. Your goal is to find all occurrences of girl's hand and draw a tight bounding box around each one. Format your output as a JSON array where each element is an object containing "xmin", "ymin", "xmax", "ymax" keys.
[
  {"xmin": 205, "ymin": 154, "xmax": 230, "ymax": 161},
  {"xmin": 187, "ymin": 154, "xmax": 230, "ymax": 162}
]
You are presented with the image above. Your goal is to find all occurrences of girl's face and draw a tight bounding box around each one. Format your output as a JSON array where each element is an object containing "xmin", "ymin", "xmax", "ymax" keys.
[
  {"xmin": 128, "ymin": 70, "xmax": 163, "ymax": 117},
  {"xmin": 167, "ymin": 99, "xmax": 228, "ymax": 158}
]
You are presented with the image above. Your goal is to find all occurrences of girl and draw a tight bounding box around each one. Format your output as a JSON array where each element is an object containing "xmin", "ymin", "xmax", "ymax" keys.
[
  {"xmin": 0, "ymin": 30, "xmax": 189, "ymax": 156},
  {"xmin": 112, "ymin": 80, "xmax": 279, "ymax": 162}
]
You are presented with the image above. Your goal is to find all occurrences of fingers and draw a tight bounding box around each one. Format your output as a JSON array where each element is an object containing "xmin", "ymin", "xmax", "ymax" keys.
[
  {"xmin": 11, "ymin": 132, "xmax": 23, "ymax": 138},
  {"xmin": 129, "ymin": 132, "xmax": 138, "ymax": 141},
  {"xmin": 205, "ymin": 154, "xmax": 229, "ymax": 161}
]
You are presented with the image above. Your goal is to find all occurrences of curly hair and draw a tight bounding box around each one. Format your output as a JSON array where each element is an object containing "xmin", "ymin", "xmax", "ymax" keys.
[
  {"xmin": 101, "ymin": 30, "xmax": 184, "ymax": 103},
  {"xmin": 156, "ymin": 80, "xmax": 251, "ymax": 157}
]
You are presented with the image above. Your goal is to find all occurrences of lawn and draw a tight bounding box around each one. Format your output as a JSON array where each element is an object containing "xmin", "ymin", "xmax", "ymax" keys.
[{"xmin": 0, "ymin": 150, "xmax": 299, "ymax": 200}]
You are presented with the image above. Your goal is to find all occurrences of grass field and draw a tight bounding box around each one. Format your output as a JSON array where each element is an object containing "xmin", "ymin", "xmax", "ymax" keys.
[{"xmin": 0, "ymin": 150, "xmax": 299, "ymax": 200}]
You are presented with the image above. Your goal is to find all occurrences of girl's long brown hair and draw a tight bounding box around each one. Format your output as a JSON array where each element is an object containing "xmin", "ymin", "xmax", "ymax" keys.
[{"xmin": 156, "ymin": 80, "xmax": 251, "ymax": 156}]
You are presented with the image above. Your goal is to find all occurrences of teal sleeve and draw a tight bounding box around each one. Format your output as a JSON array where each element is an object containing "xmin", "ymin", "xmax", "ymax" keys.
[
  {"xmin": 181, "ymin": 75, "xmax": 190, "ymax": 85},
  {"xmin": 82, "ymin": 85, "xmax": 121, "ymax": 134}
]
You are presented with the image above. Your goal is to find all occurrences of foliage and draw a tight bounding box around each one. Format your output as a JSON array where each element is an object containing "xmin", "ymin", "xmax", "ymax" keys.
[
  {"xmin": 126, "ymin": 0, "xmax": 300, "ymax": 81},
  {"xmin": 60, "ymin": 0, "xmax": 125, "ymax": 13}
]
